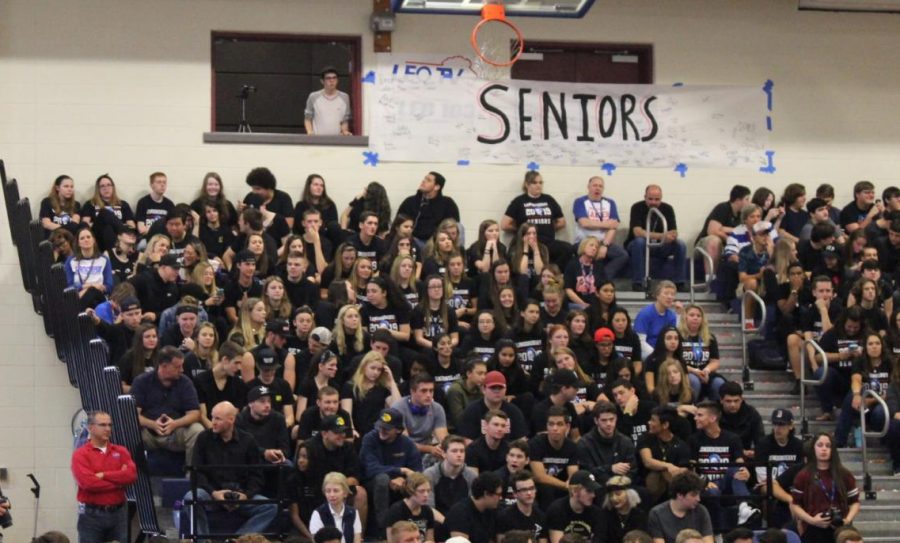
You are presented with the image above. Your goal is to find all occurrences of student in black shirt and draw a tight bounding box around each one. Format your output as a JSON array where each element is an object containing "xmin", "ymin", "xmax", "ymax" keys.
[
  {"xmin": 223, "ymin": 251, "xmax": 264, "ymax": 325},
  {"xmin": 839, "ymin": 180, "xmax": 878, "ymax": 234},
  {"xmin": 718, "ymin": 382, "xmax": 765, "ymax": 461},
  {"xmin": 81, "ymin": 174, "xmax": 137, "ymax": 251},
  {"xmin": 788, "ymin": 275, "xmax": 839, "ymax": 390},
  {"xmin": 495, "ymin": 439, "xmax": 531, "ymax": 507},
  {"xmin": 501, "ymin": 171, "xmax": 570, "ymax": 269},
  {"xmin": 496, "ymin": 471, "xmax": 548, "ymax": 543},
  {"xmin": 198, "ymin": 199, "xmax": 235, "ymax": 259},
  {"xmin": 348, "ymin": 211, "xmax": 387, "ymax": 273},
  {"xmin": 834, "ymin": 332, "xmax": 892, "ymax": 448},
  {"xmin": 610, "ymin": 378, "xmax": 657, "ymax": 444},
  {"xmin": 39, "ymin": 174, "xmax": 82, "ymax": 237},
  {"xmin": 397, "ymin": 172, "xmax": 461, "ymax": 244},
  {"xmin": 637, "ymin": 406, "xmax": 691, "ymax": 503},
  {"xmin": 384, "ymin": 473, "xmax": 436, "ymax": 543},
  {"xmin": 135, "ymin": 172, "xmax": 174, "ymax": 237},
  {"xmin": 443, "ymin": 471, "xmax": 503, "ymax": 543},
  {"xmin": 754, "ymin": 409, "xmax": 804, "ymax": 490},
  {"xmin": 361, "ymin": 276, "xmax": 412, "ymax": 346},
  {"xmin": 696, "ymin": 185, "xmax": 751, "ymax": 273},
  {"xmin": 545, "ymin": 470, "xmax": 603, "ymax": 543},
  {"xmin": 814, "ymin": 306, "xmax": 865, "ymax": 420},
  {"xmin": 529, "ymin": 406, "xmax": 579, "ymax": 510},
  {"xmin": 106, "ymin": 228, "xmax": 138, "ymax": 284},
  {"xmin": 242, "ymin": 166, "xmax": 294, "ymax": 226},
  {"xmin": 597, "ymin": 476, "xmax": 648, "ymax": 543},
  {"xmin": 466, "ymin": 410, "xmax": 511, "ymax": 473},
  {"xmin": 303, "ymin": 414, "xmax": 368, "ymax": 521}
]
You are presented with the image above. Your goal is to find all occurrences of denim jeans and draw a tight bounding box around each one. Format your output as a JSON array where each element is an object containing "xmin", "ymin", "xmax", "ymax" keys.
[
  {"xmin": 702, "ymin": 466, "xmax": 752, "ymax": 532},
  {"xmin": 77, "ymin": 504, "xmax": 128, "ymax": 543},
  {"xmin": 813, "ymin": 367, "xmax": 849, "ymax": 414},
  {"xmin": 834, "ymin": 392, "xmax": 886, "ymax": 447},
  {"xmin": 182, "ymin": 489, "xmax": 278, "ymax": 538},
  {"xmin": 688, "ymin": 372, "xmax": 727, "ymax": 402}
]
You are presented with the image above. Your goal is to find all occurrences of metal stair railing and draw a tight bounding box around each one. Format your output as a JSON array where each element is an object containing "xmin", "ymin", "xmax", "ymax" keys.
[
  {"xmin": 799, "ymin": 338, "xmax": 828, "ymax": 436},
  {"xmin": 642, "ymin": 207, "xmax": 668, "ymax": 296},
  {"xmin": 689, "ymin": 246, "xmax": 715, "ymax": 303},
  {"xmin": 861, "ymin": 389, "xmax": 890, "ymax": 500},
  {"xmin": 739, "ymin": 290, "xmax": 766, "ymax": 391}
]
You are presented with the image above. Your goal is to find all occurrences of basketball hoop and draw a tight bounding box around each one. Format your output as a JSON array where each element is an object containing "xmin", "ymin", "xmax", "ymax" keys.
[{"xmin": 470, "ymin": 1, "xmax": 524, "ymax": 80}]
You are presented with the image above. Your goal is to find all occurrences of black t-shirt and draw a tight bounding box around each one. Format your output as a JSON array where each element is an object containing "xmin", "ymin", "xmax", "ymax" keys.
[
  {"xmin": 192, "ymin": 371, "xmax": 249, "ymax": 416},
  {"xmin": 466, "ymin": 437, "xmax": 509, "ymax": 473},
  {"xmin": 384, "ymin": 500, "xmax": 435, "ymax": 541},
  {"xmin": 818, "ymin": 327, "xmax": 864, "ymax": 377},
  {"xmin": 304, "ymin": 237, "xmax": 334, "ymax": 274},
  {"xmin": 545, "ymin": 497, "xmax": 602, "ymax": 540},
  {"xmin": 614, "ymin": 332, "xmax": 642, "ymax": 363},
  {"xmin": 697, "ymin": 201, "xmax": 738, "ymax": 243},
  {"xmin": 616, "ymin": 399, "xmax": 657, "ymax": 444},
  {"xmin": 626, "ymin": 201, "xmax": 678, "ymax": 245},
  {"xmin": 361, "ymin": 302, "xmax": 410, "ymax": 336},
  {"xmin": 447, "ymin": 277, "xmax": 477, "ymax": 321},
  {"xmin": 504, "ymin": 193, "xmax": 565, "ymax": 244},
  {"xmin": 506, "ymin": 327, "xmax": 545, "ymax": 375},
  {"xmin": 851, "ymin": 358, "xmax": 891, "ymax": 396},
  {"xmin": 798, "ymin": 301, "xmax": 841, "ymax": 342},
  {"xmin": 410, "ymin": 305, "xmax": 459, "ymax": 343},
  {"xmin": 106, "ymin": 249, "xmax": 137, "ymax": 284},
  {"xmin": 199, "ymin": 223, "xmax": 235, "ymax": 259},
  {"xmin": 81, "ymin": 200, "xmax": 135, "ymax": 224},
  {"xmin": 135, "ymin": 195, "xmax": 174, "ymax": 230},
  {"xmin": 39, "ymin": 197, "xmax": 80, "ymax": 228},
  {"xmin": 564, "ymin": 258, "xmax": 607, "ymax": 299},
  {"xmin": 796, "ymin": 240, "xmax": 824, "ymax": 272},
  {"xmin": 281, "ymin": 275, "xmax": 319, "ymax": 309},
  {"xmin": 457, "ymin": 401, "xmax": 529, "ymax": 441},
  {"xmin": 755, "ymin": 434, "xmax": 805, "ymax": 481},
  {"xmin": 637, "ymin": 432, "xmax": 691, "ymax": 468},
  {"xmin": 688, "ymin": 429, "xmax": 744, "ymax": 481},
  {"xmin": 223, "ymin": 276, "xmax": 263, "ymax": 313},
  {"xmin": 342, "ymin": 382, "xmax": 391, "ymax": 436},
  {"xmin": 348, "ymin": 233, "xmax": 386, "ymax": 272},
  {"xmin": 680, "ymin": 335, "xmax": 720, "ymax": 371},
  {"xmin": 781, "ymin": 208, "xmax": 809, "ymax": 238},
  {"xmin": 243, "ymin": 189, "xmax": 294, "ymax": 218},
  {"xmin": 496, "ymin": 504, "xmax": 547, "ymax": 541},
  {"xmin": 528, "ymin": 434, "xmax": 578, "ymax": 483},
  {"xmin": 840, "ymin": 201, "xmax": 872, "ymax": 229},
  {"xmin": 443, "ymin": 498, "xmax": 496, "ymax": 543},
  {"xmin": 295, "ymin": 406, "xmax": 352, "ymax": 440}
]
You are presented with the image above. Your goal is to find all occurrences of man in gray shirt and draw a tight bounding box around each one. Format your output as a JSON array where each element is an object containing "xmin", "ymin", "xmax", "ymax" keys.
[
  {"xmin": 304, "ymin": 66, "xmax": 352, "ymax": 136},
  {"xmin": 391, "ymin": 373, "xmax": 449, "ymax": 465},
  {"xmin": 648, "ymin": 472, "xmax": 714, "ymax": 543}
]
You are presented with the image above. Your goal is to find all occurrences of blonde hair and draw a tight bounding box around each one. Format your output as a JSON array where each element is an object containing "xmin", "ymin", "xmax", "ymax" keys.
[
  {"xmin": 137, "ymin": 234, "xmax": 171, "ymax": 265},
  {"xmin": 677, "ymin": 304, "xmax": 712, "ymax": 345},
  {"xmin": 193, "ymin": 322, "xmax": 220, "ymax": 368},
  {"xmin": 322, "ymin": 471, "xmax": 350, "ymax": 495},
  {"xmin": 551, "ymin": 347, "xmax": 593, "ymax": 384},
  {"xmin": 348, "ymin": 257, "xmax": 373, "ymax": 294},
  {"xmin": 333, "ymin": 305, "xmax": 365, "ymax": 355},
  {"xmin": 654, "ymin": 358, "xmax": 693, "ymax": 406},
  {"xmin": 228, "ymin": 297, "xmax": 265, "ymax": 348},
  {"xmin": 390, "ymin": 254, "xmax": 417, "ymax": 288},
  {"xmin": 191, "ymin": 261, "xmax": 218, "ymax": 296},
  {"xmin": 262, "ymin": 276, "xmax": 292, "ymax": 320},
  {"xmin": 351, "ymin": 351, "xmax": 392, "ymax": 398},
  {"xmin": 578, "ymin": 236, "xmax": 602, "ymax": 257},
  {"xmin": 404, "ymin": 472, "xmax": 430, "ymax": 496}
]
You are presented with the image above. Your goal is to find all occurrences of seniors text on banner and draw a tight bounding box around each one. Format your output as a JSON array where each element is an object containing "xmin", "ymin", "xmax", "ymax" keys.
[{"xmin": 369, "ymin": 54, "xmax": 769, "ymax": 169}]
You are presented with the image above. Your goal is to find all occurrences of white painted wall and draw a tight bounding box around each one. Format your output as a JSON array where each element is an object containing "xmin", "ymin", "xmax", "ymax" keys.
[{"xmin": 0, "ymin": 0, "xmax": 898, "ymax": 538}]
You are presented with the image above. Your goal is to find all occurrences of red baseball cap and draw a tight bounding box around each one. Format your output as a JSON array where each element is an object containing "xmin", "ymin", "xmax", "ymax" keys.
[
  {"xmin": 593, "ymin": 327, "xmax": 615, "ymax": 343},
  {"xmin": 484, "ymin": 370, "xmax": 507, "ymax": 388}
]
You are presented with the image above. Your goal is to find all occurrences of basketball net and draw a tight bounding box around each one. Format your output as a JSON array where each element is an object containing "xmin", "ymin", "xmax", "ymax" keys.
[{"xmin": 470, "ymin": 1, "xmax": 524, "ymax": 81}]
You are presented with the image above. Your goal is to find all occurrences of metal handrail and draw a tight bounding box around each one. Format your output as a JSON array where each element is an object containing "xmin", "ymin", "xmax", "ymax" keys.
[
  {"xmin": 799, "ymin": 338, "xmax": 828, "ymax": 435},
  {"xmin": 689, "ymin": 246, "xmax": 715, "ymax": 303},
  {"xmin": 643, "ymin": 207, "xmax": 668, "ymax": 293},
  {"xmin": 861, "ymin": 389, "xmax": 890, "ymax": 500},
  {"xmin": 739, "ymin": 290, "xmax": 766, "ymax": 391}
]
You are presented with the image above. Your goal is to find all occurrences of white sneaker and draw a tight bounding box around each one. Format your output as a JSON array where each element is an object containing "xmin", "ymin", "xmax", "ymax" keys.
[{"xmin": 738, "ymin": 501, "xmax": 761, "ymax": 526}]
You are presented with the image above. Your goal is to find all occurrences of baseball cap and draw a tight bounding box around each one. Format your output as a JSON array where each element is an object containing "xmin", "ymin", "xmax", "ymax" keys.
[
  {"xmin": 266, "ymin": 319, "xmax": 291, "ymax": 337},
  {"xmin": 254, "ymin": 346, "xmax": 280, "ymax": 370},
  {"xmin": 822, "ymin": 245, "xmax": 839, "ymax": 257},
  {"xmin": 549, "ymin": 369, "xmax": 578, "ymax": 388},
  {"xmin": 806, "ymin": 198, "xmax": 828, "ymax": 214},
  {"xmin": 159, "ymin": 254, "xmax": 181, "ymax": 268},
  {"xmin": 593, "ymin": 327, "xmax": 615, "ymax": 343},
  {"xmin": 321, "ymin": 414, "xmax": 352, "ymax": 435},
  {"xmin": 570, "ymin": 470, "xmax": 601, "ymax": 493},
  {"xmin": 247, "ymin": 385, "xmax": 273, "ymax": 403},
  {"xmin": 310, "ymin": 326, "xmax": 333, "ymax": 345},
  {"xmin": 752, "ymin": 220, "xmax": 773, "ymax": 235},
  {"xmin": 120, "ymin": 296, "xmax": 141, "ymax": 313},
  {"xmin": 771, "ymin": 408, "xmax": 794, "ymax": 425},
  {"xmin": 484, "ymin": 370, "xmax": 507, "ymax": 388},
  {"xmin": 235, "ymin": 249, "xmax": 256, "ymax": 264},
  {"xmin": 375, "ymin": 408, "xmax": 404, "ymax": 431}
]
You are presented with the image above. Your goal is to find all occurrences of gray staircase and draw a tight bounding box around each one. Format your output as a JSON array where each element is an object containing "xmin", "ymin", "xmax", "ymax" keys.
[{"xmin": 617, "ymin": 288, "xmax": 898, "ymax": 541}]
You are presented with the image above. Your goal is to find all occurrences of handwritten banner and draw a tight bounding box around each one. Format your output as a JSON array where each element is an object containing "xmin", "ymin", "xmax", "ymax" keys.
[{"xmin": 369, "ymin": 54, "xmax": 769, "ymax": 169}]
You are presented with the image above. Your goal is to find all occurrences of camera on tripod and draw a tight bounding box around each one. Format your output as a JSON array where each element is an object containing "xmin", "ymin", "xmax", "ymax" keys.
[{"xmin": 237, "ymin": 85, "xmax": 257, "ymax": 99}]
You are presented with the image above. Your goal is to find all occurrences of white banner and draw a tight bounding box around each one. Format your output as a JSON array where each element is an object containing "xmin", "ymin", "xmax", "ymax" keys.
[{"xmin": 369, "ymin": 54, "xmax": 770, "ymax": 169}]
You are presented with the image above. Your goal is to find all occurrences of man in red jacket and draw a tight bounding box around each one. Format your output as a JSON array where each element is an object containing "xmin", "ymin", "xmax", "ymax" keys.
[{"xmin": 71, "ymin": 410, "xmax": 137, "ymax": 543}]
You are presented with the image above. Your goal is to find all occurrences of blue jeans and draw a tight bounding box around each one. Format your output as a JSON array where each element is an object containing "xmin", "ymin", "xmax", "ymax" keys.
[
  {"xmin": 702, "ymin": 467, "xmax": 752, "ymax": 532},
  {"xmin": 886, "ymin": 420, "xmax": 900, "ymax": 469},
  {"xmin": 601, "ymin": 243, "xmax": 630, "ymax": 280},
  {"xmin": 627, "ymin": 238, "xmax": 686, "ymax": 283},
  {"xmin": 689, "ymin": 372, "xmax": 727, "ymax": 401},
  {"xmin": 834, "ymin": 393, "xmax": 887, "ymax": 447},
  {"xmin": 182, "ymin": 489, "xmax": 278, "ymax": 538},
  {"xmin": 813, "ymin": 367, "xmax": 850, "ymax": 414},
  {"xmin": 77, "ymin": 503, "xmax": 128, "ymax": 543}
]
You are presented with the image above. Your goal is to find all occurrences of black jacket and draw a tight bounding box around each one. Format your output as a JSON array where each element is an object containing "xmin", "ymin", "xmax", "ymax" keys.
[
  {"xmin": 576, "ymin": 427, "xmax": 637, "ymax": 484},
  {"xmin": 720, "ymin": 401, "xmax": 765, "ymax": 451},
  {"xmin": 192, "ymin": 428, "xmax": 264, "ymax": 497},
  {"xmin": 398, "ymin": 191, "xmax": 460, "ymax": 241}
]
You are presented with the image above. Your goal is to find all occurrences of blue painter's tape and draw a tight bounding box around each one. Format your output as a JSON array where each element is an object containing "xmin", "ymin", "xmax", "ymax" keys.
[
  {"xmin": 600, "ymin": 162, "xmax": 617, "ymax": 176},
  {"xmin": 526, "ymin": 161, "xmax": 540, "ymax": 171},
  {"xmin": 362, "ymin": 151, "xmax": 380, "ymax": 167},
  {"xmin": 674, "ymin": 163, "xmax": 688, "ymax": 178},
  {"xmin": 457, "ymin": 159, "xmax": 470, "ymax": 166},
  {"xmin": 762, "ymin": 79, "xmax": 774, "ymax": 111},
  {"xmin": 766, "ymin": 116, "xmax": 772, "ymax": 131},
  {"xmin": 672, "ymin": 82, "xmax": 684, "ymax": 87},
  {"xmin": 361, "ymin": 71, "xmax": 376, "ymax": 84},
  {"xmin": 759, "ymin": 150, "xmax": 776, "ymax": 174}
]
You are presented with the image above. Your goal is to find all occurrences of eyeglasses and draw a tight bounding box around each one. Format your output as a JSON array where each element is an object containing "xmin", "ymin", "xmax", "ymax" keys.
[{"xmin": 515, "ymin": 486, "xmax": 536, "ymax": 493}]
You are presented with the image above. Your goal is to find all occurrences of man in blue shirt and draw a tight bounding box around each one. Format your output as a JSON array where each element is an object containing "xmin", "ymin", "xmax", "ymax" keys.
[{"xmin": 633, "ymin": 281, "xmax": 682, "ymax": 358}]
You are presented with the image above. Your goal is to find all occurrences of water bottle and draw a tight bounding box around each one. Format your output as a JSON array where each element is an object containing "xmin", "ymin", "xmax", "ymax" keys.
[
  {"xmin": 168, "ymin": 499, "xmax": 182, "ymax": 539},
  {"xmin": 853, "ymin": 427, "xmax": 863, "ymax": 448}
]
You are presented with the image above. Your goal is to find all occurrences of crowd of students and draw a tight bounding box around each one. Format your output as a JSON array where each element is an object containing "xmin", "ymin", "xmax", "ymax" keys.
[{"xmin": 45, "ymin": 168, "xmax": 900, "ymax": 542}]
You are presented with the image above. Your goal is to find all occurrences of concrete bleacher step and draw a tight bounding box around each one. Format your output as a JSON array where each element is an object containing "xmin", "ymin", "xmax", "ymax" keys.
[{"xmin": 852, "ymin": 521, "xmax": 900, "ymax": 537}]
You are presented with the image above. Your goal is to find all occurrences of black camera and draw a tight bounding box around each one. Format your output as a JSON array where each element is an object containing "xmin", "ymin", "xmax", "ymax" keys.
[
  {"xmin": 223, "ymin": 491, "xmax": 240, "ymax": 501},
  {"xmin": 0, "ymin": 494, "xmax": 12, "ymax": 529},
  {"xmin": 824, "ymin": 507, "xmax": 844, "ymax": 528}
]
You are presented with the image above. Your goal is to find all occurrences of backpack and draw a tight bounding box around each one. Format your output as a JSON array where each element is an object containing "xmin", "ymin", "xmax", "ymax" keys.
[{"xmin": 747, "ymin": 339, "xmax": 786, "ymax": 371}]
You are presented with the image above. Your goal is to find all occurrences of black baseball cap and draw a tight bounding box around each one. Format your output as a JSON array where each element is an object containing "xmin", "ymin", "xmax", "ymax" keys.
[
  {"xmin": 570, "ymin": 470, "xmax": 601, "ymax": 493},
  {"xmin": 236, "ymin": 249, "xmax": 256, "ymax": 264},
  {"xmin": 248, "ymin": 385, "xmax": 274, "ymax": 403},
  {"xmin": 321, "ymin": 414, "xmax": 352, "ymax": 436},
  {"xmin": 550, "ymin": 369, "xmax": 578, "ymax": 388},
  {"xmin": 771, "ymin": 408, "xmax": 794, "ymax": 425},
  {"xmin": 266, "ymin": 319, "xmax": 291, "ymax": 337},
  {"xmin": 120, "ymin": 296, "xmax": 141, "ymax": 312},
  {"xmin": 254, "ymin": 347, "xmax": 280, "ymax": 370},
  {"xmin": 159, "ymin": 254, "xmax": 181, "ymax": 268},
  {"xmin": 375, "ymin": 408, "xmax": 404, "ymax": 431}
]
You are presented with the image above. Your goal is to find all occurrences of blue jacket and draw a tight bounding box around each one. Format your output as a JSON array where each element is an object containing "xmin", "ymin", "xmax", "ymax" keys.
[{"xmin": 359, "ymin": 429, "xmax": 423, "ymax": 481}]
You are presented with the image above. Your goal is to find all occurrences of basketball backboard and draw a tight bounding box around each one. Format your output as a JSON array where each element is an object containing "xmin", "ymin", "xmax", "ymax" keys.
[{"xmin": 391, "ymin": 0, "xmax": 596, "ymax": 18}]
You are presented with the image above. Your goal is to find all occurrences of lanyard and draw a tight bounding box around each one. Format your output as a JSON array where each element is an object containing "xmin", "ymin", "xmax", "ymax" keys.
[{"xmin": 816, "ymin": 474, "xmax": 836, "ymax": 504}]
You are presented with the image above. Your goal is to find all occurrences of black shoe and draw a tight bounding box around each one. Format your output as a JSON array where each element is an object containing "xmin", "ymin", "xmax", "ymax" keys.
[
  {"xmin": 791, "ymin": 380, "xmax": 801, "ymax": 395},
  {"xmin": 632, "ymin": 282, "xmax": 644, "ymax": 292},
  {"xmin": 676, "ymin": 283, "xmax": 688, "ymax": 293}
]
